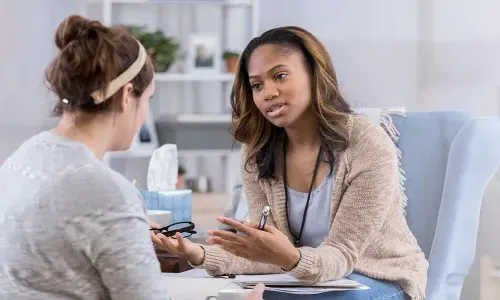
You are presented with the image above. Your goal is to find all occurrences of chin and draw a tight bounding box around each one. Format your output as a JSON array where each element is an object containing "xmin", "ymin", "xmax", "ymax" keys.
[{"xmin": 266, "ymin": 116, "xmax": 293, "ymax": 128}]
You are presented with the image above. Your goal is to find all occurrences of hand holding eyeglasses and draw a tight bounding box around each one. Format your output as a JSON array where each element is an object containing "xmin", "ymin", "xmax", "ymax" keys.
[{"xmin": 150, "ymin": 221, "xmax": 205, "ymax": 266}]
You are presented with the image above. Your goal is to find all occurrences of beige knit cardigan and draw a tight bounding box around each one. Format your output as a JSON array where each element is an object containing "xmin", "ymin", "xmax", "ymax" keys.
[{"xmin": 196, "ymin": 114, "xmax": 428, "ymax": 299}]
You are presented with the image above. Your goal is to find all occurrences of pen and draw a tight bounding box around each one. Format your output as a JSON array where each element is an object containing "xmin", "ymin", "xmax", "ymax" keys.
[
  {"xmin": 258, "ymin": 206, "xmax": 270, "ymax": 230},
  {"xmin": 212, "ymin": 274, "xmax": 236, "ymax": 279}
]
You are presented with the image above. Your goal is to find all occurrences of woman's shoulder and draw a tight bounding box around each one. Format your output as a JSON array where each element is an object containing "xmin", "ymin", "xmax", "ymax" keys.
[
  {"xmin": 343, "ymin": 114, "xmax": 398, "ymax": 162},
  {"xmin": 346, "ymin": 114, "xmax": 395, "ymax": 148},
  {"xmin": 54, "ymin": 163, "xmax": 144, "ymax": 215}
]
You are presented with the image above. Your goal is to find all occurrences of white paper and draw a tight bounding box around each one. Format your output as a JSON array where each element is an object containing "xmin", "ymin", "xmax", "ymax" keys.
[
  {"xmin": 147, "ymin": 144, "xmax": 178, "ymax": 191},
  {"xmin": 164, "ymin": 270, "xmax": 370, "ymax": 295},
  {"xmin": 235, "ymin": 273, "xmax": 360, "ymax": 285},
  {"xmin": 236, "ymin": 273, "xmax": 369, "ymax": 294}
]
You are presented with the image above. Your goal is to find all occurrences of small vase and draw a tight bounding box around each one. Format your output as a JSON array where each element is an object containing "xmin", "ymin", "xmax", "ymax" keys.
[
  {"xmin": 224, "ymin": 57, "xmax": 239, "ymax": 73},
  {"xmin": 176, "ymin": 174, "xmax": 185, "ymax": 190}
]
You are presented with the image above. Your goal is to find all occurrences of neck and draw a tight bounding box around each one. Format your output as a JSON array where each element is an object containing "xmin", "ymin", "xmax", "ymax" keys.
[
  {"xmin": 53, "ymin": 113, "xmax": 114, "ymax": 159},
  {"xmin": 285, "ymin": 112, "xmax": 320, "ymax": 151}
]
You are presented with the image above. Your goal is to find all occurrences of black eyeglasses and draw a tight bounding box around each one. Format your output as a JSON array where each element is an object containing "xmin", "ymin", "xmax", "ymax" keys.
[{"xmin": 150, "ymin": 221, "xmax": 197, "ymax": 239}]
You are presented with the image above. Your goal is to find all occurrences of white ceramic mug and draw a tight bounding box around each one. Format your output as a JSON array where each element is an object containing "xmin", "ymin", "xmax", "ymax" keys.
[
  {"xmin": 146, "ymin": 210, "xmax": 172, "ymax": 227},
  {"xmin": 205, "ymin": 288, "xmax": 253, "ymax": 300}
]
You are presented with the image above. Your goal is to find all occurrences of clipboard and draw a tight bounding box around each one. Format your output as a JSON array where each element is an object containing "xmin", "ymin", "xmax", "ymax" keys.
[
  {"xmin": 165, "ymin": 269, "xmax": 370, "ymax": 295},
  {"xmin": 234, "ymin": 274, "xmax": 370, "ymax": 295}
]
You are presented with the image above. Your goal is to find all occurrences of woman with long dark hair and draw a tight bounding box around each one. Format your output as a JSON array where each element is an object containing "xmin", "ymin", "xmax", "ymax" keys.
[{"xmin": 156, "ymin": 26, "xmax": 428, "ymax": 300}]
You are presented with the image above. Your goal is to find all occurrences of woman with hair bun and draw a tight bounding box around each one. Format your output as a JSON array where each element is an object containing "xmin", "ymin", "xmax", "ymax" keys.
[
  {"xmin": 0, "ymin": 15, "xmax": 265, "ymax": 300},
  {"xmin": 156, "ymin": 26, "xmax": 428, "ymax": 300}
]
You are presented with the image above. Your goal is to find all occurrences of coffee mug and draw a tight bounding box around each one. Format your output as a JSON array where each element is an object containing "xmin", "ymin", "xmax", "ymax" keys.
[
  {"xmin": 205, "ymin": 288, "xmax": 253, "ymax": 300},
  {"xmin": 146, "ymin": 210, "xmax": 172, "ymax": 227}
]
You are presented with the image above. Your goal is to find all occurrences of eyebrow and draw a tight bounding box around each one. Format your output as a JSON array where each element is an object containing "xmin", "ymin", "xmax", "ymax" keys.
[{"xmin": 249, "ymin": 64, "xmax": 287, "ymax": 80}]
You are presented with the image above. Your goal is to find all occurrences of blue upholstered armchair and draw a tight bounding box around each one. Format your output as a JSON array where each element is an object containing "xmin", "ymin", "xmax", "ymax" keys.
[
  {"xmin": 222, "ymin": 110, "xmax": 500, "ymax": 299},
  {"xmin": 393, "ymin": 111, "xmax": 500, "ymax": 299}
]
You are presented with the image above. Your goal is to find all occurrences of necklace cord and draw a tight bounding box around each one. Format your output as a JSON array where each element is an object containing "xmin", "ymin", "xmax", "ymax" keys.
[{"xmin": 283, "ymin": 139, "xmax": 322, "ymax": 246}]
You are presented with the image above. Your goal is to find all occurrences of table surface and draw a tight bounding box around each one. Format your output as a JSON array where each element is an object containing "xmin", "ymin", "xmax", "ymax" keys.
[
  {"xmin": 160, "ymin": 193, "xmax": 234, "ymax": 299},
  {"xmin": 162, "ymin": 270, "xmax": 236, "ymax": 300}
]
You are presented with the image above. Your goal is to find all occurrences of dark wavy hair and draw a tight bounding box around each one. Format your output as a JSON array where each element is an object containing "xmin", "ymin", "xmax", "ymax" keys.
[{"xmin": 230, "ymin": 26, "xmax": 352, "ymax": 180}]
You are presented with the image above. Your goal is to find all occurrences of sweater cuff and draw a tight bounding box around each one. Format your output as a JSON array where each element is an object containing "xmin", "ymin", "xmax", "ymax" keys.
[
  {"xmin": 188, "ymin": 245, "xmax": 226, "ymax": 272},
  {"xmin": 287, "ymin": 248, "xmax": 315, "ymax": 279}
]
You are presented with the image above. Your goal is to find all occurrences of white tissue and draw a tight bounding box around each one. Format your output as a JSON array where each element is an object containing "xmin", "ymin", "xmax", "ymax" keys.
[{"xmin": 147, "ymin": 144, "xmax": 178, "ymax": 191}]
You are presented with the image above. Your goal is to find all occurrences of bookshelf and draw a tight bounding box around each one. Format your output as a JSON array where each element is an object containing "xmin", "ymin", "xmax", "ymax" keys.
[{"xmin": 79, "ymin": 0, "xmax": 258, "ymax": 193}]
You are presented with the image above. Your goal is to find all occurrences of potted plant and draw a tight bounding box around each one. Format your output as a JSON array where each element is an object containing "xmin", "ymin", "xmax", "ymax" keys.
[
  {"xmin": 176, "ymin": 165, "xmax": 186, "ymax": 190},
  {"xmin": 222, "ymin": 51, "xmax": 240, "ymax": 73},
  {"xmin": 125, "ymin": 25, "xmax": 182, "ymax": 73}
]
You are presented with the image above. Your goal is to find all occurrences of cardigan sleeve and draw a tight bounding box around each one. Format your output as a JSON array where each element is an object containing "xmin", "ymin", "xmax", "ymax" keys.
[
  {"xmin": 195, "ymin": 145, "xmax": 283, "ymax": 275},
  {"xmin": 288, "ymin": 119, "xmax": 401, "ymax": 282}
]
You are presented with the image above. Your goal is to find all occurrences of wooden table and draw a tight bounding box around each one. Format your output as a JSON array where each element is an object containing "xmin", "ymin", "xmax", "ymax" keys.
[{"xmin": 155, "ymin": 248, "xmax": 193, "ymax": 273}]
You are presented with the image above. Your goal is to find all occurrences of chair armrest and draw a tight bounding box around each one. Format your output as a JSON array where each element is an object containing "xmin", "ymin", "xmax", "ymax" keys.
[{"xmin": 427, "ymin": 118, "xmax": 500, "ymax": 299}]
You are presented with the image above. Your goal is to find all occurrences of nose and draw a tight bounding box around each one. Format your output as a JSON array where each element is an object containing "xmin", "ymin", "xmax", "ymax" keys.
[{"xmin": 263, "ymin": 82, "xmax": 279, "ymax": 101}]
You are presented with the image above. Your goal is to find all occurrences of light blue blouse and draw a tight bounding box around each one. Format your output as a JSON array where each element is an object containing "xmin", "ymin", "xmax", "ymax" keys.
[{"xmin": 287, "ymin": 168, "xmax": 334, "ymax": 247}]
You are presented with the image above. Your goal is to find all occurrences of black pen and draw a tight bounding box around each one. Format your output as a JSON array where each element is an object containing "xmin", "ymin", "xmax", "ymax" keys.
[
  {"xmin": 258, "ymin": 206, "xmax": 270, "ymax": 230},
  {"xmin": 213, "ymin": 274, "xmax": 236, "ymax": 279}
]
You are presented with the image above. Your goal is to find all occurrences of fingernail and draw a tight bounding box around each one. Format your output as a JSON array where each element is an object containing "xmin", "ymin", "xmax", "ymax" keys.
[
  {"xmin": 206, "ymin": 238, "xmax": 214, "ymax": 244},
  {"xmin": 216, "ymin": 216, "xmax": 224, "ymax": 222},
  {"xmin": 206, "ymin": 230, "xmax": 214, "ymax": 236}
]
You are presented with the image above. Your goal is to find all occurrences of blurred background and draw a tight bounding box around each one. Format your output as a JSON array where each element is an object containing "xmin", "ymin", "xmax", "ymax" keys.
[{"xmin": 1, "ymin": 0, "xmax": 500, "ymax": 298}]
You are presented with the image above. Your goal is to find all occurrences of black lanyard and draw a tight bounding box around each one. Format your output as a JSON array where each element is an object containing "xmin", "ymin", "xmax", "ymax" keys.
[{"xmin": 283, "ymin": 141, "xmax": 322, "ymax": 247}]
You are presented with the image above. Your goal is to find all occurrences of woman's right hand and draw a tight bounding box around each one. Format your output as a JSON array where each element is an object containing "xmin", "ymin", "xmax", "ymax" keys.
[{"xmin": 152, "ymin": 232, "xmax": 205, "ymax": 266}]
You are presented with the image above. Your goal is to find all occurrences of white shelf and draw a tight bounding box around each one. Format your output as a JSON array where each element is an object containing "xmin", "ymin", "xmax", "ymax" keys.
[
  {"xmin": 84, "ymin": 0, "xmax": 253, "ymax": 6},
  {"xmin": 155, "ymin": 72, "xmax": 234, "ymax": 82},
  {"xmin": 104, "ymin": 148, "xmax": 236, "ymax": 159},
  {"xmin": 81, "ymin": 0, "xmax": 258, "ymax": 194},
  {"xmin": 178, "ymin": 149, "xmax": 236, "ymax": 157},
  {"xmin": 176, "ymin": 113, "xmax": 231, "ymax": 123}
]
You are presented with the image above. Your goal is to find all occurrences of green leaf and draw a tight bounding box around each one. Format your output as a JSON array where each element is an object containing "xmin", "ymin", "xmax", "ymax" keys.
[{"xmin": 122, "ymin": 24, "xmax": 182, "ymax": 72}]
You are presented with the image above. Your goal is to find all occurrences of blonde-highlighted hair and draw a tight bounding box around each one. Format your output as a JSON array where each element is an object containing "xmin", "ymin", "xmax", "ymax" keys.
[{"xmin": 230, "ymin": 26, "xmax": 352, "ymax": 180}]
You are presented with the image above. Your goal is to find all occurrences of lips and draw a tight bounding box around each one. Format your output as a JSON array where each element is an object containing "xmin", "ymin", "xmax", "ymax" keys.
[
  {"xmin": 265, "ymin": 103, "xmax": 286, "ymax": 118},
  {"xmin": 266, "ymin": 103, "xmax": 285, "ymax": 113}
]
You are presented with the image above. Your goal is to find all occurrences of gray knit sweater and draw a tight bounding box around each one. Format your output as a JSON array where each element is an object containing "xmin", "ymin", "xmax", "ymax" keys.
[{"xmin": 0, "ymin": 131, "xmax": 168, "ymax": 299}]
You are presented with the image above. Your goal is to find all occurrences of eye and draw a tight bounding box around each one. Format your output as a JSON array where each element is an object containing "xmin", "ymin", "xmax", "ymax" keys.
[
  {"xmin": 275, "ymin": 73, "xmax": 288, "ymax": 80},
  {"xmin": 251, "ymin": 83, "xmax": 262, "ymax": 91}
]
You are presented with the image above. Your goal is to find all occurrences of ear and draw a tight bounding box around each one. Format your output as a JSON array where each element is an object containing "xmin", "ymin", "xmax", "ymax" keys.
[{"xmin": 119, "ymin": 83, "xmax": 134, "ymax": 112}]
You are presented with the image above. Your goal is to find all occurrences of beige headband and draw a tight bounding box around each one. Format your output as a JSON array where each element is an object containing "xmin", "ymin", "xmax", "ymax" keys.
[{"xmin": 91, "ymin": 40, "xmax": 148, "ymax": 104}]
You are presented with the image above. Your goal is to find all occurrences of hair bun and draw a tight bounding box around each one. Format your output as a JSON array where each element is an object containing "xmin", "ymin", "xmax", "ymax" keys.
[{"xmin": 55, "ymin": 15, "xmax": 106, "ymax": 50}]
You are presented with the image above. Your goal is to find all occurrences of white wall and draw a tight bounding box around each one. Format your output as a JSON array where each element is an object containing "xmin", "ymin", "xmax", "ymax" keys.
[
  {"xmin": 260, "ymin": 0, "xmax": 420, "ymax": 110},
  {"xmin": 420, "ymin": 0, "xmax": 500, "ymax": 117},
  {"xmin": 260, "ymin": 0, "xmax": 500, "ymax": 117},
  {"xmin": 0, "ymin": 0, "xmax": 78, "ymax": 160}
]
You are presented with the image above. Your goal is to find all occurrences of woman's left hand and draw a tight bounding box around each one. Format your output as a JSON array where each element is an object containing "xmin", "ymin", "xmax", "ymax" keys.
[
  {"xmin": 206, "ymin": 216, "xmax": 301, "ymax": 271},
  {"xmin": 148, "ymin": 220, "xmax": 161, "ymax": 240}
]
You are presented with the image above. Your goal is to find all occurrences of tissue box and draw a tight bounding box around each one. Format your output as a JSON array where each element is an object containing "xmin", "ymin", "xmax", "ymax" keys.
[{"xmin": 140, "ymin": 189, "xmax": 192, "ymax": 223}]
